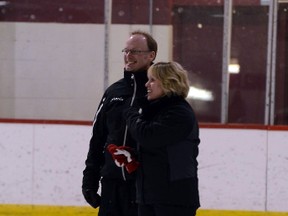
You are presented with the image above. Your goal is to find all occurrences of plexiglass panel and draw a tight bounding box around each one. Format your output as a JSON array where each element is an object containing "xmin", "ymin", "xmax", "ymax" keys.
[
  {"xmin": 228, "ymin": 4, "xmax": 269, "ymax": 124},
  {"xmin": 274, "ymin": 2, "xmax": 288, "ymax": 125},
  {"xmin": 173, "ymin": 5, "xmax": 224, "ymax": 123},
  {"xmin": 0, "ymin": 0, "xmax": 287, "ymax": 125}
]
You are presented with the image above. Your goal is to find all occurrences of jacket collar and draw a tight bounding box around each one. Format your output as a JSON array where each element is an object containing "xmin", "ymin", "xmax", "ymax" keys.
[
  {"xmin": 123, "ymin": 69, "xmax": 148, "ymax": 96},
  {"xmin": 124, "ymin": 68, "xmax": 147, "ymax": 82}
]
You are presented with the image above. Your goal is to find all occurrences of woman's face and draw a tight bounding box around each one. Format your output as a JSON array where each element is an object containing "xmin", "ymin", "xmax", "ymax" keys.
[{"xmin": 145, "ymin": 71, "xmax": 165, "ymax": 100}]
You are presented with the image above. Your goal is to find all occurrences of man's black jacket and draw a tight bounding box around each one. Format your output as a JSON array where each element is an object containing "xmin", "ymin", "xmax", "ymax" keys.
[{"xmin": 82, "ymin": 69, "xmax": 148, "ymax": 190}]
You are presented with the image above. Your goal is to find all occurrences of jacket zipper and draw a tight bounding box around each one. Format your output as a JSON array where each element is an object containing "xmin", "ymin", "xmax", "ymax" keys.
[{"xmin": 121, "ymin": 74, "xmax": 137, "ymax": 181}]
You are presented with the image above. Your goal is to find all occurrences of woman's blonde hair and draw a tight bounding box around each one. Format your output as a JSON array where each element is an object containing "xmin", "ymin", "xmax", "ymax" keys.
[{"xmin": 148, "ymin": 61, "xmax": 190, "ymax": 98}]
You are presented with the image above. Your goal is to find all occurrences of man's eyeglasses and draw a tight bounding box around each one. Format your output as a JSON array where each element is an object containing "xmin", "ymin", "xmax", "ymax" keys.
[{"xmin": 122, "ymin": 49, "xmax": 151, "ymax": 55}]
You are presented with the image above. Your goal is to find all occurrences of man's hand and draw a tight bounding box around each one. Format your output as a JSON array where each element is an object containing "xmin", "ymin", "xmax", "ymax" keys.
[{"xmin": 82, "ymin": 189, "xmax": 101, "ymax": 208}]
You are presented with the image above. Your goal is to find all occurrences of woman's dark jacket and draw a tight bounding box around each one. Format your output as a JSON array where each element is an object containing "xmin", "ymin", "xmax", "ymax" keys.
[
  {"xmin": 125, "ymin": 95, "xmax": 200, "ymax": 207},
  {"xmin": 82, "ymin": 69, "xmax": 148, "ymax": 191}
]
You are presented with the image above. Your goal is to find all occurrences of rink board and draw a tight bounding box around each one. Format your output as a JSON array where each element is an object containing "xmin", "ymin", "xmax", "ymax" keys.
[
  {"xmin": 0, "ymin": 205, "xmax": 288, "ymax": 216},
  {"xmin": 1, "ymin": 123, "xmax": 288, "ymax": 212}
]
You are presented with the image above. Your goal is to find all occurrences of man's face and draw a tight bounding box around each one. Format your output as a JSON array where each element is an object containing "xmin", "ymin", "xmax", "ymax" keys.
[{"xmin": 123, "ymin": 34, "xmax": 155, "ymax": 72}]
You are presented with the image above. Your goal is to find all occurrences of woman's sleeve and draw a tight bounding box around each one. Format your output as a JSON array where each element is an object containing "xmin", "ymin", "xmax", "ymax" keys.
[{"xmin": 125, "ymin": 105, "xmax": 195, "ymax": 149}]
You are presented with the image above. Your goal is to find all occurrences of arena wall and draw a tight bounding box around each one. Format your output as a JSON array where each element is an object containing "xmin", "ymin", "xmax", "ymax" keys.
[{"xmin": 0, "ymin": 22, "xmax": 171, "ymax": 121}]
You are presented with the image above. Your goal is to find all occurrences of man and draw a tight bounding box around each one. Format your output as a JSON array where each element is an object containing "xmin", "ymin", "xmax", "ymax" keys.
[{"xmin": 82, "ymin": 30, "xmax": 158, "ymax": 216}]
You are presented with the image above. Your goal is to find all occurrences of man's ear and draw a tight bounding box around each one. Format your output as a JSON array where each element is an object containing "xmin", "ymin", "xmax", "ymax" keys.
[{"xmin": 149, "ymin": 51, "xmax": 156, "ymax": 61}]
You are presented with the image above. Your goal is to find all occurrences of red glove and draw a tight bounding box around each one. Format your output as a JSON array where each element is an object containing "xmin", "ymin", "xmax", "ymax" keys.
[{"xmin": 107, "ymin": 144, "xmax": 139, "ymax": 173}]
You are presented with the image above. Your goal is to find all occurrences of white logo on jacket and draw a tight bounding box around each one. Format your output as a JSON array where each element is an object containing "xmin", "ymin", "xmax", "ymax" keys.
[{"xmin": 110, "ymin": 97, "xmax": 124, "ymax": 102}]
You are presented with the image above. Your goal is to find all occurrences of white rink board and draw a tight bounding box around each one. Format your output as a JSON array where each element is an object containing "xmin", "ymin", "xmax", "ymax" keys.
[
  {"xmin": 0, "ymin": 123, "xmax": 90, "ymax": 206},
  {"xmin": 198, "ymin": 128, "xmax": 267, "ymax": 211},
  {"xmin": 0, "ymin": 123, "xmax": 288, "ymax": 212}
]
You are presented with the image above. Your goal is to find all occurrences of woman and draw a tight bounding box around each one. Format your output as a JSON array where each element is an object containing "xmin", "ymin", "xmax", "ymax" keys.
[{"xmin": 124, "ymin": 61, "xmax": 200, "ymax": 216}]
